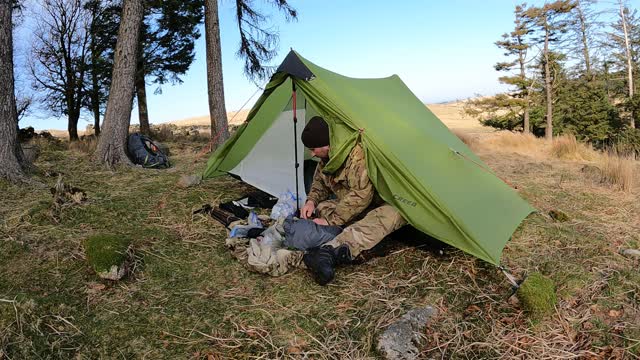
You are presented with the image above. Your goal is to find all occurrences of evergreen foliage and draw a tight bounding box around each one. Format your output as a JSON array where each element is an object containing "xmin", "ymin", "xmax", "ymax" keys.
[{"xmin": 467, "ymin": 1, "xmax": 640, "ymax": 151}]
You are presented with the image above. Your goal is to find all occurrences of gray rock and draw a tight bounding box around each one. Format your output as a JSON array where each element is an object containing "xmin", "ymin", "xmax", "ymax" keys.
[
  {"xmin": 377, "ymin": 306, "xmax": 437, "ymax": 360},
  {"xmin": 620, "ymin": 249, "xmax": 640, "ymax": 258},
  {"xmin": 177, "ymin": 174, "xmax": 202, "ymax": 188},
  {"xmin": 97, "ymin": 264, "xmax": 127, "ymax": 281}
]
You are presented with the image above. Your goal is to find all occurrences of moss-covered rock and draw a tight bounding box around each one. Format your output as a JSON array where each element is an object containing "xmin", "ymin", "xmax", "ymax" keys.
[
  {"xmin": 517, "ymin": 272, "xmax": 557, "ymax": 319},
  {"xmin": 85, "ymin": 234, "xmax": 131, "ymax": 280},
  {"xmin": 549, "ymin": 209, "xmax": 569, "ymax": 222}
]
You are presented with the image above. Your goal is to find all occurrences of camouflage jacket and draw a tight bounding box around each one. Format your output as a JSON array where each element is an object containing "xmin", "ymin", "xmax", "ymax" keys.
[{"xmin": 306, "ymin": 144, "xmax": 382, "ymax": 226}]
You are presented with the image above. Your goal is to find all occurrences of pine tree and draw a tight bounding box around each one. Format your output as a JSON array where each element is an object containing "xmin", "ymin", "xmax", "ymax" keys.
[
  {"xmin": 95, "ymin": 0, "xmax": 143, "ymax": 167},
  {"xmin": 88, "ymin": 0, "xmax": 204, "ymax": 136},
  {"xmin": 204, "ymin": 0, "xmax": 297, "ymax": 147},
  {"xmin": 523, "ymin": 0, "xmax": 575, "ymax": 140},
  {"xmin": 494, "ymin": 4, "xmax": 533, "ymax": 133},
  {"xmin": 567, "ymin": 0, "xmax": 602, "ymax": 80},
  {"xmin": 608, "ymin": 1, "xmax": 640, "ymax": 128}
]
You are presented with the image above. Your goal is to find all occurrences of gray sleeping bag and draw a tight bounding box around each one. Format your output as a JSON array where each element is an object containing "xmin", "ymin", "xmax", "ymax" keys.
[{"xmin": 283, "ymin": 216, "xmax": 343, "ymax": 251}]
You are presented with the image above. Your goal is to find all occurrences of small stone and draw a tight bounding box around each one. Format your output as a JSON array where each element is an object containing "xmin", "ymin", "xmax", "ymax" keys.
[
  {"xmin": 620, "ymin": 249, "xmax": 640, "ymax": 258},
  {"xmin": 549, "ymin": 209, "xmax": 569, "ymax": 222},
  {"xmin": 177, "ymin": 174, "xmax": 202, "ymax": 188},
  {"xmin": 377, "ymin": 306, "xmax": 437, "ymax": 360}
]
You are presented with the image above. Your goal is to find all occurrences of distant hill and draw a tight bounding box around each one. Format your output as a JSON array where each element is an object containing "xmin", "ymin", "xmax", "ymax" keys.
[
  {"xmin": 166, "ymin": 100, "xmax": 488, "ymax": 132},
  {"xmin": 43, "ymin": 99, "xmax": 489, "ymax": 138}
]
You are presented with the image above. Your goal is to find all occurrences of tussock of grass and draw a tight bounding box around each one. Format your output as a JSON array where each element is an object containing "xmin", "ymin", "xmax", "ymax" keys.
[
  {"xmin": 85, "ymin": 234, "xmax": 131, "ymax": 274},
  {"xmin": 517, "ymin": 272, "xmax": 557, "ymax": 319},
  {"xmin": 598, "ymin": 150, "xmax": 636, "ymax": 192},
  {"xmin": 550, "ymin": 134, "xmax": 595, "ymax": 161},
  {"xmin": 479, "ymin": 131, "xmax": 547, "ymax": 158}
]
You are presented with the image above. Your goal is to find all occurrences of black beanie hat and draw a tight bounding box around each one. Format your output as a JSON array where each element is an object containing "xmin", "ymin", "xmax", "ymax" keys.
[{"xmin": 301, "ymin": 116, "xmax": 330, "ymax": 148}]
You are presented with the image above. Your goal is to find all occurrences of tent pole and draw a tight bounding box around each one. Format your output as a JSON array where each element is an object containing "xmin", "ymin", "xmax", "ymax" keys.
[{"xmin": 292, "ymin": 80, "xmax": 301, "ymax": 213}]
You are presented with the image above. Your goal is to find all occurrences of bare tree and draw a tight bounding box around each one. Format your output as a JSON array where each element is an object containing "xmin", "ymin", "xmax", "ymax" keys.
[
  {"xmin": 95, "ymin": 0, "xmax": 143, "ymax": 167},
  {"xmin": 618, "ymin": 0, "xmax": 636, "ymax": 128},
  {"xmin": 0, "ymin": 0, "xmax": 28, "ymax": 183},
  {"xmin": 568, "ymin": 0, "xmax": 602, "ymax": 80},
  {"xmin": 30, "ymin": 0, "xmax": 90, "ymax": 141}
]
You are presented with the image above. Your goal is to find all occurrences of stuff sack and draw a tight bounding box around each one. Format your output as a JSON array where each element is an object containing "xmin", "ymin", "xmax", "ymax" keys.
[{"xmin": 127, "ymin": 133, "xmax": 170, "ymax": 168}]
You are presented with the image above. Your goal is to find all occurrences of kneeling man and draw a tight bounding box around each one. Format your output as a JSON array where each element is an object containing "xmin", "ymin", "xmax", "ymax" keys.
[{"xmin": 300, "ymin": 116, "xmax": 407, "ymax": 285}]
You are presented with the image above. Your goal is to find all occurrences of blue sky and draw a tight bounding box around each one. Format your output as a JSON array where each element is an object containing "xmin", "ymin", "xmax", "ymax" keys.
[{"xmin": 14, "ymin": 0, "xmax": 617, "ymax": 130}]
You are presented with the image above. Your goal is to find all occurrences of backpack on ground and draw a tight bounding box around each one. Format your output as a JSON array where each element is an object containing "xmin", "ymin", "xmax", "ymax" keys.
[{"xmin": 127, "ymin": 133, "xmax": 170, "ymax": 168}]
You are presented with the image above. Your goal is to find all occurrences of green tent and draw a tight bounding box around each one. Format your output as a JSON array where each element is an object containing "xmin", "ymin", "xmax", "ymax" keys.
[{"xmin": 203, "ymin": 51, "xmax": 535, "ymax": 265}]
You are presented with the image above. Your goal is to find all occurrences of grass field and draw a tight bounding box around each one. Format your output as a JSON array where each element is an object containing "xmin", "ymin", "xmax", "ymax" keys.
[{"xmin": 1, "ymin": 125, "xmax": 639, "ymax": 358}]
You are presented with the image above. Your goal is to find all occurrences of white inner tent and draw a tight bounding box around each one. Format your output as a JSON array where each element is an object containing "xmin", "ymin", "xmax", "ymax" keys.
[{"xmin": 228, "ymin": 108, "xmax": 310, "ymax": 206}]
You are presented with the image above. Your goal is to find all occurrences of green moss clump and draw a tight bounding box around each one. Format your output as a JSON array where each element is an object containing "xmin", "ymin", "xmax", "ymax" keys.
[
  {"xmin": 85, "ymin": 234, "xmax": 131, "ymax": 273},
  {"xmin": 517, "ymin": 272, "xmax": 557, "ymax": 319}
]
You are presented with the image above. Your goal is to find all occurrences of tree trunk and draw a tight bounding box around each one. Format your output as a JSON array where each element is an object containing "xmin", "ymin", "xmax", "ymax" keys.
[
  {"xmin": 620, "ymin": 1, "xmax": 635, "ymax": 128},
  {"xmin": 518, "ymin": 44, "xmax": 530, "ymax": 134},
  {"xmin": 576, "ymin": 1, "xmax": 592, "ymax": 80},
  {"xmin": 204, "ymin": 0, "xmax": 229, "ymax": 148},
  {"xmin": 92, "ymin": 68, "xmax": 101, "ymax": 136},
  {"xmin": 0, "ymin": 1, "xmax": 27, "ymax": 183},
  {"xmin": 68, "ymin": 110, "xmax": 80, "ymax": 141},
  {"xmin": 96, "ymin": 0, "xmax": 143, "ymax": 167},
  {"xmin": 135, "ymin": 41, "xmax": 150, "ymax": 135},
  {"xmin": 90, "ymin": 26, "xmax": 101, "ymax": 136},
  {"xmin": 543, "ymin": 18, "xmax": 553, "ymax": 140}
]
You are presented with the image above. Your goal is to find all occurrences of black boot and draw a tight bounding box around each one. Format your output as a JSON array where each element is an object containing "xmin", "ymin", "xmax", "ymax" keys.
[{"xmin": 303, "ymin": 245, "xmax": 352, "ymax": 286}]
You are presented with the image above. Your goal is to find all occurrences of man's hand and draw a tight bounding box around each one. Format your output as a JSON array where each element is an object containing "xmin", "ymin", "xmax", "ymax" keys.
[
  {"xmin": 300, "ymin": 200, "xmax": 315, "ymax": 219},
  {"xmin": 312, "ymin": 218, "xmax": 329, "ymax": 226}
]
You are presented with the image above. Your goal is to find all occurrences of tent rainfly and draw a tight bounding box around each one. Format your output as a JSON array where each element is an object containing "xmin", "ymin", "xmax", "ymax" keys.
[{"xmin": 203, "ymin": 50, "xmax": 535, "ymax": 265}]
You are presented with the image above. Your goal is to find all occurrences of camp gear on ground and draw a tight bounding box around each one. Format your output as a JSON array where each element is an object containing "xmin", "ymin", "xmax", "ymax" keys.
[
  {"xmin": 229, "ymin": 225, "xmax": 263, "ymax": 238},
  {"xmin": 324, "ymin": 203, "xmax": 407, "ymax": 258},
  {"xmin": 246, "ymin": 227, "xmax": 264, "ymax": 239},
  {"xmin": 270, "ymin": 191, "xmax": 299, "ymax": 219},
  {"xmin": 220, "ymin": 201, "xmax": 249, "ymax": 218},
  {"xmin": 202, "ymin": 50, "xmax": 535, "ymax": 265},
  {"xmin": 303, "ymin": 244, "xmax": 352, "ymax": 286},
  {"xmin": 127, "ymin": 133, "xmax": 170, "ymax": 168},
  {"xmin": 194, "ymin": 204, "xmax": 241, "ymax": 228},
  {"xmin": 301, "ymin": 116, "xmax": 329, "ymax": 148},
  {"xmin": 247, "ymin": 211, "xmax": 263, "ymax": 228},
  {"xmin": 283, "ymin": 216, "xmax": 342, "ymax": 251},
  {"xmin": 224, "ymin": 217, "xmax": 306, "ymax": 276},
  {"xmin": 244, "ymin": 191, "xmax": 278, "ymax": 208}
]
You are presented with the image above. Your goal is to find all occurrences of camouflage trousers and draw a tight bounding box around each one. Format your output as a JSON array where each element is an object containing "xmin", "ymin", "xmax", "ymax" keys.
[{"xmin": 317, "ymin": 200, "xmax": 408, "ymax": 257}]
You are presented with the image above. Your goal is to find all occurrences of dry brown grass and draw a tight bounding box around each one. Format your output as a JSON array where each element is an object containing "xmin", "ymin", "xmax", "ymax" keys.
[
  {"xmin": 67, "ymin": 136, "xmax": 98, "ymax": 154},
  {"xmin": 550, "ymin": 134, "xmax": 596, "ymax": 161},
  {"xmin": 598, "ymin": 150, "xmax": 636, "ymax": 192},
  {"xmin": 452, "ymin": 129, "xmax": 478, "ymax": 150},
  {"xmin": 478, "ymin": 131, "xmax": 548, "ymax": 158}
]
